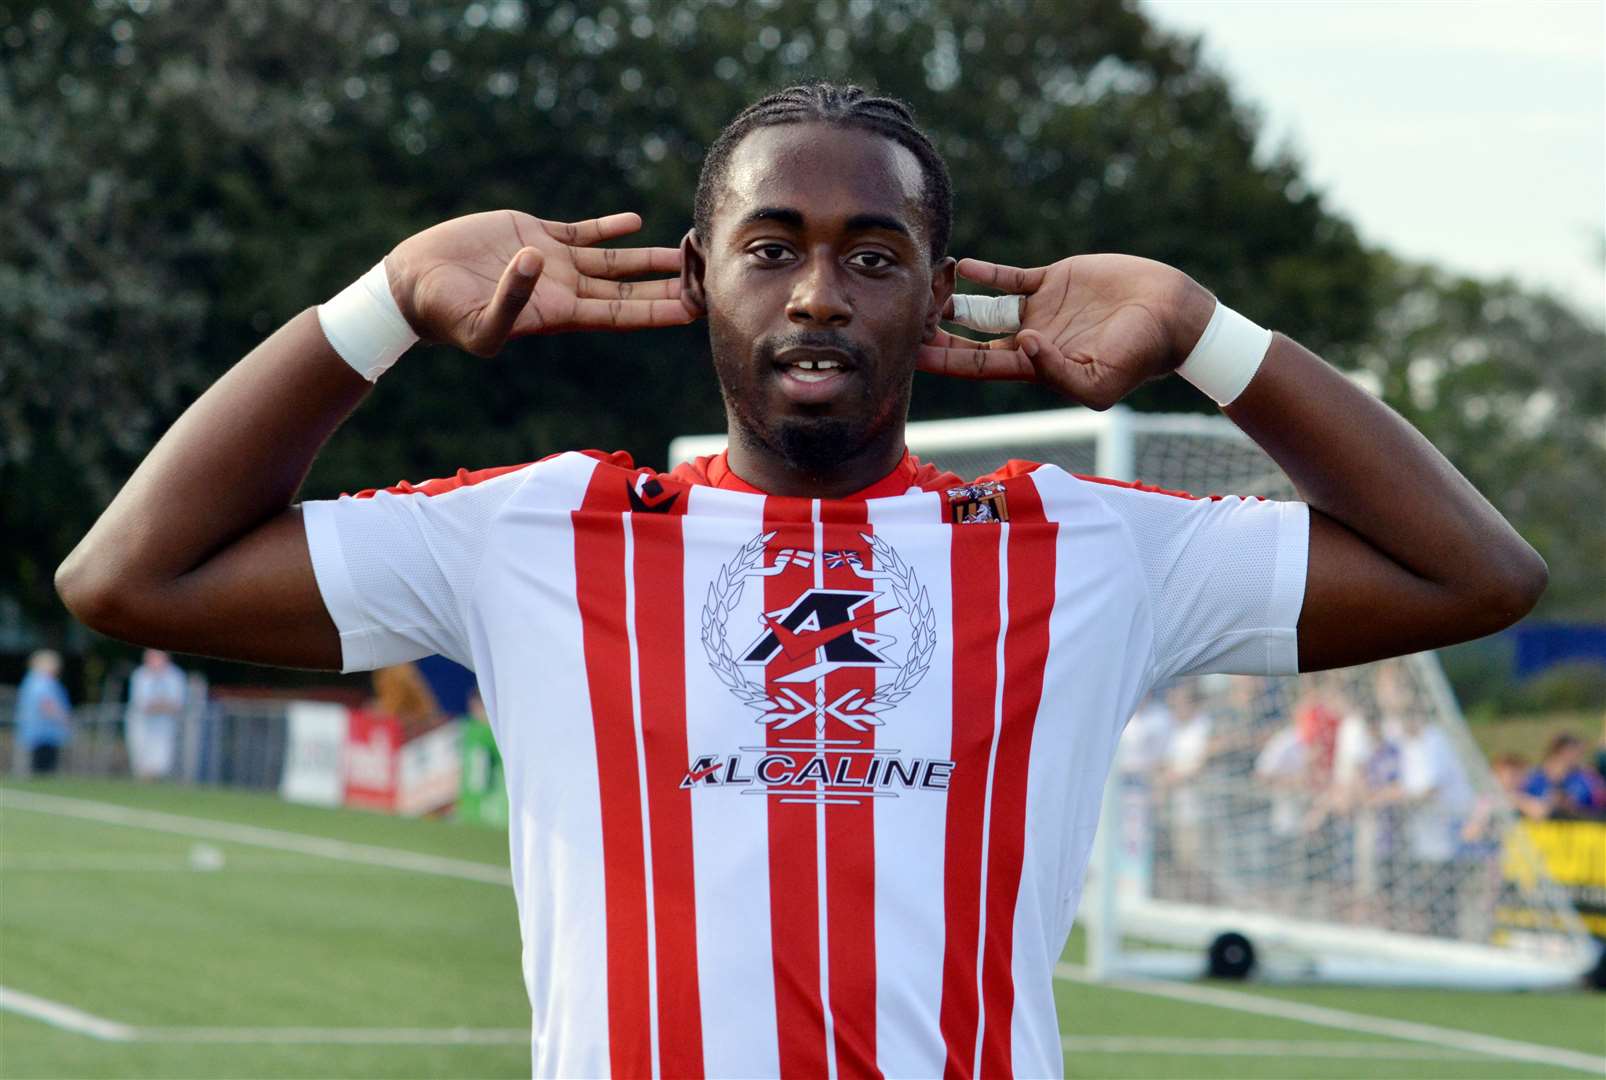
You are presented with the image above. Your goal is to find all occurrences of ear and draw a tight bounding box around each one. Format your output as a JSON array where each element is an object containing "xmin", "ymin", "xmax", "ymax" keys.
[
  {"xmin": 925, "ymin": 256, "xmax": 957, "ymax": 338},
  {"xmin": 681, "ymin": 229, "xmax": 708, "ymax": 319}
]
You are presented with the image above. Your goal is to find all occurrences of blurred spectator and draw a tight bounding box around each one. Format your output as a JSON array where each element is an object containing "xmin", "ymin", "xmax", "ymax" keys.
[
  {"xmin": 1118, "ymin": 690, "xmax": 1173, "ymax": 781},
  {"xmin": 1161, "ymin": 683, "xmax": 1213, "ymax": 793},
  {"xmin": 1373, "ymin": 710, "xmax": 1475, "ymax": 935},
  {"xmin": 1458, "ymin": 751, "xmax": 1528, "ymax": 943},
  {"xmin": 1596, "ymin": 713, "xmax": 1606, "ymax": 782},
  {"xmin": 1489, "ymin": 752, "xmax": 1530, "ymax": 801},
  {"xmin": 1254, "ymin": 715, "xmax": 1309, "ymax": 834},
  {"xmin": 1114, "ymin": 689, "xmax": 1172, "ymax": 904},
  {"xmin": 1160, "ymin": 682, "xmax": 1215, "ymax": 896},
  {"xmin": 1305, "ymin": 675, "xmax": 1395, "ymax": 920},
  {"xmin": 1207, "ymin": 675, "xmax": 1273, "ymax": 778},
  {"xmin": 1330, "ymin": 694, "xmax": 1375, "ymax": 804},
  {"xmin": 126, "ymin": 649, "xmax": 185, "ymax": 781},
  {"xmin": 1292, "ymin": 681, "xmax": 1341, "ymax": 778},
  {"xmin": 1374, "ymin": 655, "xmax": 1412, "ymax": 744},
  {"xmin": 13, "ymin": 650, "xmax": 71, "ymax": 777},
  {"xmin": 1253, "ymin": 708, "xmax": 1311, "ymax": 911},
  {"xmin": 1521, "ymin": 734, "xmax": 1605, "ymax": 820},
  {"xmin": 371, "ymin": 663, "xmax": 443, "ymax": 740},
  {"xmin": 1464, "ymin": 752, "xmax": 1533, "ymax": 839}
]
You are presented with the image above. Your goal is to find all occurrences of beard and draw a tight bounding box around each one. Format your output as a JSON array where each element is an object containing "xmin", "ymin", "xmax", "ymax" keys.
[
  {"xmin": 712, "ymin": 324, "xmax": 901, "ymax": 476},
  {"xmin": 764, "ymin": 415, "xmax": 863, "ymax": 475}
]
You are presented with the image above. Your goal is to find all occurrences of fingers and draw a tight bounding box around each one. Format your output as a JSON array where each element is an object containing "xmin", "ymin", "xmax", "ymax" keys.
[
  {"xmin": 569, "ymin": 296, "xmax": 698, "ymax": 331},
  {"xmin": 465, "ymin": 248, "xmax": 543, "ymax": 355},
  {"xmin": 917, "ymin": 331, "xmax": 1036, "ymax": 381},
  {"xmin": 1015, "ymin": 329, "xmax": 1114, "ymax": 408},
  {"xmin": 571, "ymin": 245, "xmax": 683, "ymax": 278},
  {"xmin": 575, "ymin": 275, "xmax": 681, "ymax": 301},
  {"xmin": 545, "ymin": 212, "xmax": 645, "ymax": 246},
  {"xmin": 926, "ymin": 328, "xmax": 1010, "ymax": 351},
  {"xmin": 956, "ymin": 257, "xmax": 1047, "ymax": 295}
]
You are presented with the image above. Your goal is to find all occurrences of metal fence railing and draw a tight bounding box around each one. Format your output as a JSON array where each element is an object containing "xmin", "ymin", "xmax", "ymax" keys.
[{"xmin": 4, "ymin": 689, "xmax": 290, "ymax": 790}]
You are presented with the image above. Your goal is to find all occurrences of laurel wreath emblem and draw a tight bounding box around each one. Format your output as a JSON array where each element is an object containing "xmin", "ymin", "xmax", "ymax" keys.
[{"xmin": 701, "ymin": 531, "xmax": 935, "ymax": 725}]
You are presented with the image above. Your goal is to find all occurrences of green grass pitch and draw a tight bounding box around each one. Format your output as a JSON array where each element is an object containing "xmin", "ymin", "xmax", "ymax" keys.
[{"xmin": 1, "ymin": 778, "xmax": 1601, "ymax": 1079}]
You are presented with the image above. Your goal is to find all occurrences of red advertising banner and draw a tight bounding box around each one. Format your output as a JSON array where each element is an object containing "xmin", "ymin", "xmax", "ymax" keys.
[{"xmin": 344, "ymin": 710, "xmax": 401, "ymax": 811}]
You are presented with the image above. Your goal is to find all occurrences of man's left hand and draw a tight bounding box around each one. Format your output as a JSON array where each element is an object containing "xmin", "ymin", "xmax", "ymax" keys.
[{"xmin": 920, "ymin": 254, "xmax": 1216, "ymax": 410}]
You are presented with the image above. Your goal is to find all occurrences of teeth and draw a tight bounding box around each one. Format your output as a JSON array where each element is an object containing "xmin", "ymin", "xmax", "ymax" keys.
[{"xmin": 788, "ymin": 359, "xmax": 843, "ymax": 383}]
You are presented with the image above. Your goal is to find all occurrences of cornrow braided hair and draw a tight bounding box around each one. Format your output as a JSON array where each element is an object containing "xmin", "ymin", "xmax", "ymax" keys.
[{"xmin": 693, "ymin": 81, "xmax": 953, "ymax": 261}]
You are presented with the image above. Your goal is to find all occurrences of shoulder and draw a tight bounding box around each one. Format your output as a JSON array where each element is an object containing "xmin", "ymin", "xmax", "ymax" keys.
[
  {"xmin": 983, "ymin": 461, "xmax": 1220, "ymax": 512},
  {"xmin": 345, "ymin": 450, "xmax": 635, "ymax": 500},
  {"xmin": 332, "ymin": 450, "xmax": 641, "ymax": 516}
]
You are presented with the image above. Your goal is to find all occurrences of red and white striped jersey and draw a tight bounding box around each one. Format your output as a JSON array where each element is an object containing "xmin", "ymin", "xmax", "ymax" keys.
[{"xmin": 302, "ymin": 449, "xmax": 1308, "ymax": 1079}]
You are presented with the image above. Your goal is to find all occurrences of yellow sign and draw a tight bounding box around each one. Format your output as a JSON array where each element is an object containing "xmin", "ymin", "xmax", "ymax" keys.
[
  {"xmin": 1514, "ymin": 820, "xmax": 1606, "ymax": 889},
  {"xmin": 1504, "ymin": 820, "xmax": 1606, "ymax": 939}
]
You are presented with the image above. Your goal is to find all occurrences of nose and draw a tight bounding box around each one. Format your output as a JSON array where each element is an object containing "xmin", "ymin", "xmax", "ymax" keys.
[{"xmin": 786, "ymin": 250, "xmax": 852, "ymax": 327}]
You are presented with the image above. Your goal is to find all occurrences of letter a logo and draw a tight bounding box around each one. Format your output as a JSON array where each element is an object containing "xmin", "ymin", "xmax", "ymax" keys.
[{"xmin": 738, "ymin": 589, "xmax": 898, "ymax": 682}]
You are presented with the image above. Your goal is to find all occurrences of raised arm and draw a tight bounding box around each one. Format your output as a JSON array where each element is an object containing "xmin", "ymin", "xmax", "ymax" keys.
[
  {"xmin": 922, "ymin": 254, "xmax": 1546, "ymax": 672},
  {"xmin": 55, "ymin": 210, "xmax": 689, "ymax": 669},
  {"xmin": 1222, "ymin": 329, "xmax": 1545, "ymax": 669}
]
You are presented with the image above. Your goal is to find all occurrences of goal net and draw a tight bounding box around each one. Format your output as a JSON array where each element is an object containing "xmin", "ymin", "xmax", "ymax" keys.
[{"xmin": 668, "ymin": 407, "xmax": 1599, "ymax": 989}]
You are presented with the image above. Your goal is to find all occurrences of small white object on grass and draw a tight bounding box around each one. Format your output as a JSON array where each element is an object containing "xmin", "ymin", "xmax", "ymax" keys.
[
  {"xmin": 188, "ymin": 843, "xmax": 226, "ymax": 872},
  {"xmin": 950, "ymin": 293, "xmax": 1023, "ymax": 334}
]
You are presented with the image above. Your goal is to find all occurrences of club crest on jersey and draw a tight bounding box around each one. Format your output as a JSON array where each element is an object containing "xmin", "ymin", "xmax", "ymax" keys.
[
  {"xmin": 946, "ymin": 480, "xmax": 1009, "ymax": 524},
  {"xmin": 701, "ymin": 531, "xmax": 935, "ymax": 731}
]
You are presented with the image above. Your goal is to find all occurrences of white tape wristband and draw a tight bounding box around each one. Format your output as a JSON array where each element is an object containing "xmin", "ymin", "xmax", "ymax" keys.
[
  {"xmin": 317, "ymin": 261, "xmax": 419, "ymax": 382},
  {"xmin": 951, "ymin": 293, "xmax": 1023, "ymax": 334},
  {"xmin": 1175, "ymin": 301, "xmax": 1273, "ymax": 406}
]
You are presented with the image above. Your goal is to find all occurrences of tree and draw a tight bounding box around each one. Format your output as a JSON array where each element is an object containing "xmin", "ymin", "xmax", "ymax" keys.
[
  {"xmin": 1354, "ymin": 257, "xmax": 1606, "ymax": 621},
  {"xmin": 5, "ymin": 0, "xmax": 1380, "ymax": 646}
]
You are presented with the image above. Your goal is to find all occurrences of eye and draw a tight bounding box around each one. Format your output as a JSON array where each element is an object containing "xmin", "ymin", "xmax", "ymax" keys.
[
  {"xmin": 849, "ymin": 250, "xmax": 894, "ymax": 270},
  {"xmin": 748, "ymin": 243, "xmax": 794, "ymax": 264}
]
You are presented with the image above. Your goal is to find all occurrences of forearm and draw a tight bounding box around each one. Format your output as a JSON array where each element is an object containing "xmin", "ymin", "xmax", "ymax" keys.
[
  {"xmin": 56, "ymin": 310, "xmax": 369, "ymax": 626},
  {"xmin": 1217, "ymin": 332, "xmax": 1545, "ymax": 665}
]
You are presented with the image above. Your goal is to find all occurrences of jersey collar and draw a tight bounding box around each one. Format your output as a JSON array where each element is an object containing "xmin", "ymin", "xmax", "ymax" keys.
[{"xmin": 704, "ymin": 450, "xmax": 921, "ymax": 501}]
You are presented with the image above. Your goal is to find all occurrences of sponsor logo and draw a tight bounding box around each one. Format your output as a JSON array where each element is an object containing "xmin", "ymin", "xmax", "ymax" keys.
[
  {"xmin": 679, "ymin": 749, "xmax": 953, "ymax": 799},
  {"xmin": 627, "ymin": 474, "xmax": 680, "ymax": 514},
  {"xmin": 693, "ymin": 531, "xmax": 951, "ymax": 804}
]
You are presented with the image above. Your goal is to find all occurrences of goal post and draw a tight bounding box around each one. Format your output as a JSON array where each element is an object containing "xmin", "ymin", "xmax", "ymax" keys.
[{"xmin": 667, "ymin": 406, "xmax": 1600, "ymax": 990}]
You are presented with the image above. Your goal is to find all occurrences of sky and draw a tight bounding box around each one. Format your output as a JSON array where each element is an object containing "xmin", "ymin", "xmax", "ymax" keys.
[{"xmin": 1141, "ymin": 0, "xmax": 1606, "ymax": 323}]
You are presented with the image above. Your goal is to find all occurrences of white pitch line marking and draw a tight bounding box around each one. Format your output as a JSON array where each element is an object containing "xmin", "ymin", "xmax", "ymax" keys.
[
  {"xmin": 0, "ymin": 790, "xmax": 511, "ymax": 886},
  {"xmin": 139, "ymin": 1026, "xmax": 529, "ymax": 1044},
  {"xmin": 1055, "ymin": 962, "xmax": 1606, "ymax": 1075},
  {"xmin": 0, "ymin": 984, "xmax": 526, "ymax": 1044},
  {"xmin": 1060, "ymin": 1036, "xmax": 1485, "ymax": 1059},
  {"xmin": 0, "ymin": 986, "xmax": 134, "ymax": 1041}
]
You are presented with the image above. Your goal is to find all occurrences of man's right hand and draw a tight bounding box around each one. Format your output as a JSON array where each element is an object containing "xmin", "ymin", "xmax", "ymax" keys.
[
  {"xmin": 385, "ymin": 210, "xmax": 694, "ymax": 356},
  {"xmin": 57, "ymin": 208, "xmax": 697, "ymax": 669}
]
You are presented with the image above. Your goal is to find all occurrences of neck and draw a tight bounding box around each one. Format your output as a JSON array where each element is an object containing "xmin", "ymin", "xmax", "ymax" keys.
[{"xmin": 724, "ymin": 423, "xmax": 907, "ymax": 498}]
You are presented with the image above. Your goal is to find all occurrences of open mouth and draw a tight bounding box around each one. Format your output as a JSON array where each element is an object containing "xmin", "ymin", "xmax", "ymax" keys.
[
  {"xmin": 774, "ymin": 345, "xmax": 857, "ymax": 379},
  {"xmin": 785, "ymin": 356, "xmax": 848, "ymax": 383},
  {"xmin": 767, "ymin": 342, "xmax": 864, "ymax": 405}
]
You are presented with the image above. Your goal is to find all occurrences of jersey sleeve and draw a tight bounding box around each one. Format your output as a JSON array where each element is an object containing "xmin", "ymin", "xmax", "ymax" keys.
[
  {"xmin": 1081, "ymin": 479, "xmax": 1309, "ymax": 681},
  {"xmin": 300, "ymin": 464, "xmax": 535, "ymax": 673}
]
